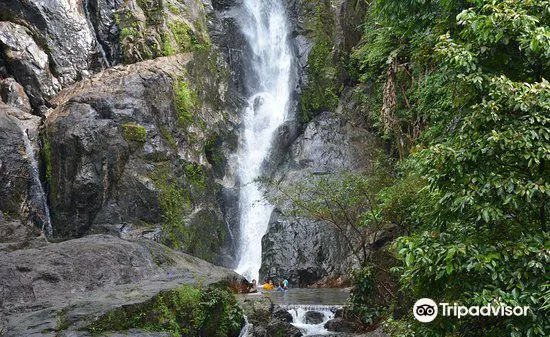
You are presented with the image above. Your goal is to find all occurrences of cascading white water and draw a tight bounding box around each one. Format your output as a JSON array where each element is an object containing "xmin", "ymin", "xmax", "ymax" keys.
[
  {"xmin": 284, "ymin": 305, "xmax": 341, "ymax": 336},
  {"xmin": 22, "ymin": 130, "xmax": 53, "ymax": 237},
  {"xmin": 234, "ymin": 0, "xmax": 293, "ymax": 282}
]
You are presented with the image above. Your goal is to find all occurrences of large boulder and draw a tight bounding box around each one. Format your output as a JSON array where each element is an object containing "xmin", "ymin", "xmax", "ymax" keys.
[
  {"xmin": 41, "ymin": 52, "xmax": 241, "ymax": 264},
  {"xmin": 260, "ymin": 211, "xmax": 354, "ymax": 287},
  {"xmin": 0, "ymin": 77, "xmax": 32, "ymax": 113},
  {"xmin": 0, "ymin": 234, "xmax": 246, "ymax": 336},
  {"xmin": 324, "ymin": 317, "xmax": 363, "ymax": 333},
  {"xmin": 0, "ymin": 0, "xmax": 111, "ymax": 111},
  {"xmin": 238, "ymin": 294, "xmax": 274, "ymax": 336},
  {"xmin": 0, "ymin": 109, "xmax": 30, "ymax": 217},
  {"xmin": 305, "ymin": 310, "xmax": 324, "ymax": 324},
  {"xmin": 0, "ymin": 0, "xmax": 213, "ymax": 112},
  {"xmin": 266, "ymin": 320, "xmax": 303, "ymax": 337}
]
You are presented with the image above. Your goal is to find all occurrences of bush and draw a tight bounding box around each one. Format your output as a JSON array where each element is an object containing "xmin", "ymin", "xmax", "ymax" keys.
[{"xmin": 350, "ymin": 266, "xmax": 382, "ymax": 326}]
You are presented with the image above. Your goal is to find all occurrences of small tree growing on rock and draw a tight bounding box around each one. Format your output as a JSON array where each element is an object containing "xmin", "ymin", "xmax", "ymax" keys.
[{"xmin": 261, "ymin": 153, "xmax": 395, "ymax": 267}]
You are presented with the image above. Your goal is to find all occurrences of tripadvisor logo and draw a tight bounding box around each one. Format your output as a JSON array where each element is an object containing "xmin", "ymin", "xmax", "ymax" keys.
[{"xmin": 413, "ymin": 298, "xmax": 530, "ymax": 323}]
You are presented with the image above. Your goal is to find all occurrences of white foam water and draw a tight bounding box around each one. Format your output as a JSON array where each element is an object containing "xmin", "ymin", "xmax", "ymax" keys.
[
  {"xmin": 234, "ymin": 0, "xmax": 293, "ymax": 282},
  {"xmin": 238, "ymin": 315, "xmax": 252, "ymax": 337},
  {"xmin": 285, "ymin": 305, "xmax": 341, "ymax": 336}
]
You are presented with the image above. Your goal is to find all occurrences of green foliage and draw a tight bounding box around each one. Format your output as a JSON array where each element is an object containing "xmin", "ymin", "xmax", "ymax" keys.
[
  {"xmin": 348, "ymin": 0, "xmax": 549, "ymax": 335},
  {"xmin": 87, "ymin": 285, "xmax": 243, "ymax": 337},
  {"xmin": 136, "ymin": 0, "xmax": 164, "ymax": 25},
  {"xmin": 120, "ymin": 27, "xmax": 139, "ymax": 40},
  {"xmin": 204, "ymin": 134, "xmax": 224, "ymax": 167},
  {"xmin": 117, "ymin": 0, "xmax": 211, "ymax": 63},
  {"xmin": 160, "ymin": 126, "xmax": 177, "ymax": 150},
  {"xmin": 183, "ymin": 162, "xmax": 207, "ymax": 190},
  {"xmin": 263, "ymin": 154, "xmax": 394, "ymax": 265},
  {"xmin": 393, "ymin": 233, "xmax": 549, "ymax": 336},
  {"xmin": 163, "ymin": 21, "xmax": 197, "ymax": 56},
  {"xmin": 167, "ymin": 3, "xmax": 180, "ymax": 15},
  {"xmin": 174, "ymin": 79, "xmax": 196, "ymax": 127},
  {"xmin": 300, "ymin": 0, "xmax": 340, "ymax": 123},
  {"xmin": 121, "ymin": 122, "xmax": 147, "ymax": 143},
  {"xmin": 350, "ymin": 266, "xmax": 382, "ymax": 326},
  {"xmin": 151, "ymin": 160, "xmax": 213, "ymax": 258}
]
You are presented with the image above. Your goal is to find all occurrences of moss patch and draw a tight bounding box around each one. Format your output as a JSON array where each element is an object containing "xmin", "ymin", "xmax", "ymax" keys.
[
  {"xmin": 174, "ymin": 79, "xmax": 196, "ymax": 127},
  {"xmin": 87, "ymin": 285, "xmax": 243, "ymax": 337},
  {"xmin": 40, "ymin": 130, "xmax": 57, "ymax": 201},
  {"xmin": 163, "ymin": 21, "xmax": 199, "ymax": 56},
  {"xmin": 160, "ymin": 126, "xmax": 178, "ymax": 150},
  {"xmin": 204, "ymin": 134, "xmax": 224, "ymax": 167},
  {"xmin": 41, "ymin": 133, "xmax": 53, "ymax": 189},
  {"xmin": 122, "ymin": 123, "xmax": 147, "ymax": 143},
  {"xmin": 151, "ymin": 163, "xmax": 191, "ymax": 249},
  {"xmin": 183, "ymin": 162, "xmax": 207, "ymax": 190}
]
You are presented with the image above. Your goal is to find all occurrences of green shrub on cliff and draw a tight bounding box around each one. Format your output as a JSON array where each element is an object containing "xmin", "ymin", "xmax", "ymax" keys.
[
  {"xmin": 87, "ymin": 285, "xmax": 243, "ymax": 337},
  {"xmin": 300, "ymin": 0, "xmax": 340, "ymax": 123}
]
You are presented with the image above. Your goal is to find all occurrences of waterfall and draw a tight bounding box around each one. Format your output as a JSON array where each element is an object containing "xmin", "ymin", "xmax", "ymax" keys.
[
  {"xmin": 238, "ymin": 315, "xmax": 252, "ymax": 337},
  {"xmin": 283, "ymin": 305, "xmax": 342, "ymax": 336},
  {"xmin": 233, "ymin": 0, "xmax": 293, "ymax": 282},
  {"xmin": 83, "ymin": 0, "xmax": 110, "ymax": 68},
  {"xmin": 22, "ymin": 130, "xmax": 53, "ymax": 237}
]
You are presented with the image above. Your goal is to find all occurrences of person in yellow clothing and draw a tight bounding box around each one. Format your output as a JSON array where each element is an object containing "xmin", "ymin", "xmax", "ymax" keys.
[{"xmin": 261, "ymin": 279, "xmax": 275, "ymax": 290}]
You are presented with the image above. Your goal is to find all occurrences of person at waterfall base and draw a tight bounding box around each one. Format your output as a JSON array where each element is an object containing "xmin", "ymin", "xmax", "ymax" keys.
[
  {"xmin": 282, "ymin": 279, "xmax": 289, "ymax": 290},
  {"xmin": 262, "ymin": 279, "xmax": 275, "ymax": 290},
  {"xmin": 250, "ymin": 279, "xmax": 258, "ymax": 293},
  {"xmin": 276, "ymin": 281, "xmax": 284, "ymax": 291}
]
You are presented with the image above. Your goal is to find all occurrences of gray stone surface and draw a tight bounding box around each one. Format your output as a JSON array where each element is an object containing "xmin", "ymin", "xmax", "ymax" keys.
[
  {"xmin": 0, "ymin": 21, "xmax": 61, "ymax": 110},
  {"xmin": 0, "ymin": 234, "xmax": 246, "ymax": 337},
  {"xmin": 0, "ymin": 77, "xmax": 32, "ymax": 113},
  {"xmin": 305, "ymin": 310, "xmax": 324, "ymax": 324},
  {"xmin": 266, "ymin": 319, "xmax": 303, "ymax": 337},
  {"xmin": 42, "ymin": 53, "xmax": 240, "ymax": 264},
  {"xmin": 261, "ymin": 104, "xmax": 381, "ymax": 286},
  {"xmin": 238, "ymin": 294, "xmax": 274, "ymax": 336},
  {"xmin": 0, "ymin": 104, "xmax": 44, "ymax": 229},
  {"xmin": 260, "ymin": 210, "xmax": 354, "ymax": 287}
]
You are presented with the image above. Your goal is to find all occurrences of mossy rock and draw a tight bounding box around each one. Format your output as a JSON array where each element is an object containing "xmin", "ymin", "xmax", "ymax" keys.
[
  {"xmin": 122, "ymin": 122, "xmax": 147, "ymax": 143},
  {"xmin": 174, "ymin": 78, "xmax": 196, "ymax": 127},
  {"xmin": 116, "ymin": 0, "xmax": 211, "ymax": 63},
  {"xmin": 87, "ymin": 285, "xmax": 244, "ymax": 337}
]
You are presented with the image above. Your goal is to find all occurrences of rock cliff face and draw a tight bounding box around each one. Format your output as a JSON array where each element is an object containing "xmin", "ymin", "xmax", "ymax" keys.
[
  {"xmin": 42, "ymin": 52, "xmax": 240, "ymax": 264},
  {"xmin": 0, "ymin": 1, "xmax": 250, "ymax": 335},
  {"xmin": 260, "ymin": 93, "xmax": 382, "ymax": 287}
]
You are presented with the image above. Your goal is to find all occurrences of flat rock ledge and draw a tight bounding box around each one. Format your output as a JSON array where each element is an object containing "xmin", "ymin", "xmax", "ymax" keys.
[{"xmin": 0, "ymin": 234, "xmax": 246, "ymax": 337}]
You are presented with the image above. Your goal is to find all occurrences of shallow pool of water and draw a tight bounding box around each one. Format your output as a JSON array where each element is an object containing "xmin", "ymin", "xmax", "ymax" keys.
[{"xmin": 263, "ymin": 287, "xmax": 350, "ymax": 306}]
